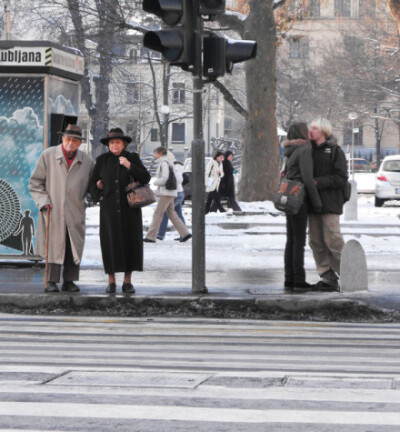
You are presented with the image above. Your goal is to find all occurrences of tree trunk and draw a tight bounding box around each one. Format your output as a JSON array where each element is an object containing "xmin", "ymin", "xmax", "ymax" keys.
[{"xmin": 238, "ymin": 0, "xmax": 279, "ymax": 201}]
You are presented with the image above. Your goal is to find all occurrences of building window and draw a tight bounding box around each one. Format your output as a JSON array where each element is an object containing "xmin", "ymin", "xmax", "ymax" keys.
[
  {"xmin": 344, "ymin": 36, "xmax": 364, "ymax": 57},
  {"xmin": 224, "ymin": 118, "xmax": 232, "ymax": 132},
  {"xmin": 289, "ymin": 36, "xmax": 309, "ymax": 59},
  {"xmin": 359, "ymin": 0, "xmax": 375, "ymax": 17},
  {"xmin": 306, "ymin": 0, "xmax": 320, "ymax": 17},
  {"xmin": 335, "ymin": 0, "xmax": 351, "ymax": 17},
  {"xmin": 150, "ymin": 128, "xmax": 158, "ymax": 142},
  {"xmin": 172, "ymin": 123, "xmax": 185, "ymax": 143},
  {"xmin": 129, "ymin": 49, "xmax": 138, "ymax": 63},
  {"xmin": 140, "ymin": 47, "xmax": 161, "ymax": 60},
  {"xmin": 126, "ymin": 83, "xmax": 140, "ymax": 104},
  {"xmin": 172, "ymin": 83, "xmax": 186, "ymax": 104}
]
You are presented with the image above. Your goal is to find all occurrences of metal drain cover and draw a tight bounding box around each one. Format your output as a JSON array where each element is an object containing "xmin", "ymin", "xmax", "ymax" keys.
[{"xmin": 48, "ymin": 371, "xmax": 211, "ymax": 389}]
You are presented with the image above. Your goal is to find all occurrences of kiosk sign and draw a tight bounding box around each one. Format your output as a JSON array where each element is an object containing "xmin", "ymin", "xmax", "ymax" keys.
[
  {"xmin": 0, "ymin": 47, "xmax": 46, "ymax": 66},
  {"xmin": 0, "ymin": 43, "xmax": 84, "ymax": 79}
]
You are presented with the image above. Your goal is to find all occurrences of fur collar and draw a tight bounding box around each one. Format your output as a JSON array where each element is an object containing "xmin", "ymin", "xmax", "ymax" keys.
[{"xmin": 282, "ymin": 139, "xmax": 311, "ymax": 148}]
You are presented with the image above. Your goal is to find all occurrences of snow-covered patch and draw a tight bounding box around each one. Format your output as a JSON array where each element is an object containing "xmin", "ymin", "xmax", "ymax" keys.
[{"xmin": 83, "ymin": 196, "xmax": 400, "ymax": 274}]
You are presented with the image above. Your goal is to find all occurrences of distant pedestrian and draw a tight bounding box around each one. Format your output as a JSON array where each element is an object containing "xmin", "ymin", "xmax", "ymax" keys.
[
  {"xmin": 157, "ymin": 153, "xmax": 186, "ymax": 241},
  {"xmin": 145, "ymin": 147, "xmax": 191, "ymax": 243},
  {"xmin": 282, "ymin": 122, "xmax": 322, "ymax": 294},
  {"xmin": 219, "ymin": 150, "xmax": 241, "ymax": 212},
  {"xmin": 89, "ymin": 128, "xmax": 151, "ymax": 294},
  {"xmin": 29, "ymin": 124, "xmax": 93, "ymax": 293},
  {"xmin": 205, "ymin": 150, "xmax": 225, "ymax": 214},
  {"xmin": 309, "ymin": 117, "xmax": 348, "ymax": 291}
]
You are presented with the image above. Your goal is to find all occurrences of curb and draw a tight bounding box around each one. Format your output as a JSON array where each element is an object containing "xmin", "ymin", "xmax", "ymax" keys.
[{"xmin": 0, "ymin": 293, "xmax": 398, "ymax": 322}]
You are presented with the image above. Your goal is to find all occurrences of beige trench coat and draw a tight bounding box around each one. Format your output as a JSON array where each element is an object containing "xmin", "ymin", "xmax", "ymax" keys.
[{"xmin": 29, "ymin": 145, "xmax": 93, "ymax": 265}]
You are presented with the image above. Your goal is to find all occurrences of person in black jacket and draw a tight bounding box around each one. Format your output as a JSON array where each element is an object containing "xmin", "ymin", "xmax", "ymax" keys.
[
  {"xmin": 309, "ymin": 117, "xmax": 348, "ymax": 291},
  {"xmin": 219, "ymin": 150, "xmax": 242, "ymax": 212},
  {"xmin": 89, "ymin": 128, "xmax": 151, "ymax": 294},
  {"xmin": 282, "ymin": 122, "xmax": 322, "ymax": 293}
]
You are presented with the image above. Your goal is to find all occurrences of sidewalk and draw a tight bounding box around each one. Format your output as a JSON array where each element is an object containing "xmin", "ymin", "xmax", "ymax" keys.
[
  {"xmin": 1, "ymin": 201, "xmax": 400, "ymax": 320},
  {"xmin": 0, "ymin": 261, "xmax": 400, "ymax": 321}
]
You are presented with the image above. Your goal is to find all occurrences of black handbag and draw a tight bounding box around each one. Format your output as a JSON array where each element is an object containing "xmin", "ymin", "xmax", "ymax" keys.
[{"xmin": 165, "ymin": 164, "xmax": 177, "ymax": 190}]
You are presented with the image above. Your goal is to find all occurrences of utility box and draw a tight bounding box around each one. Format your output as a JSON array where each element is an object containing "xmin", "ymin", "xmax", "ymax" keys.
[{"xmin": 0, "ymin": 41, "xmax": 84, "ymax": 258}]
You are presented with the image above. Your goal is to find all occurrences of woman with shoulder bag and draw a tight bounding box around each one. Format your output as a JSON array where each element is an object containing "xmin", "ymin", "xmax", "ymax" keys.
[
  {"xmin": 205, "ymin": 150, "xmax": 225, "ymax": 214},
  {"xmin": 89, "ymin": 128, "xmax": 151, "ymax": 294},
  {"xmin": 144, "ymin": 147, "xmax": 191, "ymax": 243},
  {"xmin": 282, "ymin": 122, "xmax": 322, "ymax": 294}
]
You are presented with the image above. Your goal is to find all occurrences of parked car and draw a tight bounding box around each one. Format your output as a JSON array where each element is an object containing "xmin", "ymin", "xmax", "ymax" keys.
[
  {"xmin": 346, "ymin": 157, "xmax": 372, "ymax": 173},
  {"xmin": 374, "ymin": 155, "xmax": 400, "ymax": 207},
  {"xmin": 182, "ymin": 157, "xmax": 212, "ymax": 200}
]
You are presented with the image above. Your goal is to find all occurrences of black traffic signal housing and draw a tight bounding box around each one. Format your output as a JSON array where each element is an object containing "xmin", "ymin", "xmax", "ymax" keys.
[
  {"xmin": 143, "ymin": 0, "xmax": 195, "ymax": 70},
  {"xmin": 203, "ymin": 34, "xmax": 257, "ymax": 79},
  {"xmin": 199, "ymin": 0, "xmax": 225, "ymax": 16}
]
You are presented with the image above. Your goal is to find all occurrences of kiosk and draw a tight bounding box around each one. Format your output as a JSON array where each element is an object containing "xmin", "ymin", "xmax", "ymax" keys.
[{"xmin": 0, "ymin": 41, "xmax": 84, "ymax": 258}]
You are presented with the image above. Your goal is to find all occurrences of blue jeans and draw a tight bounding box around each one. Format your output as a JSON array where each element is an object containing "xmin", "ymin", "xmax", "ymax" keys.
[{"xmin": 157, "ymin": 192, "xmax": 186, "ymax": 240}]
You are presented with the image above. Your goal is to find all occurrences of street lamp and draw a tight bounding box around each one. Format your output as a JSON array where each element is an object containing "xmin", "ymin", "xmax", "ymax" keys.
[
  {"xmin": 348, "ymin": 112, "xmax": 358, "ymax": 181},
  {"xmin": 345, "ymin": 112, "xmax": 359, "ymax": 221}
]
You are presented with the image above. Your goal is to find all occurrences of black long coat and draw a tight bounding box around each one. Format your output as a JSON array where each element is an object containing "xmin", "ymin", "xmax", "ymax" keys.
[
  {"xmin": 219, "ymin": 159, "xmax": 235, "ymax": 198},
  {"xmin": 89, "ymin": 150, "xmax": 151, "ymax": 274}
]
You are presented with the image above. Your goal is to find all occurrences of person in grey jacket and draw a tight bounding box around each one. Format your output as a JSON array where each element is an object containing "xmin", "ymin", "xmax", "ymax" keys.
[
  {"xmin": 282, "ymin": 122, "xmax": 322, "ymax": 293},
  {"xmin": 144, "ymin": 147, "xmax": 191, "ymax": 243}
]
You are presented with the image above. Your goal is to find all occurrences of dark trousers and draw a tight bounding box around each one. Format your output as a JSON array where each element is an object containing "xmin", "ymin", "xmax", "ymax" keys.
[
  {"xmin": 284, "ymin": 203, "xmax": 308, "ymax": 285},
  {"xmin": 226, "ymin": 197, "xmax": 242, "ymax": 212},
  {"xmin": 205, "ymin": 190, "xmax": 224, "ymax": 213},
  {"xmin": 47, "ymin": 232, "xmax": 80, "ymax": 283}
]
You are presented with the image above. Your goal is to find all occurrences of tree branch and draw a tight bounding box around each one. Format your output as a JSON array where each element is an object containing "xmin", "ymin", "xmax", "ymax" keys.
[{"xmin": 212, "ymin": 79, "xmax": 248, "ymax": 118}]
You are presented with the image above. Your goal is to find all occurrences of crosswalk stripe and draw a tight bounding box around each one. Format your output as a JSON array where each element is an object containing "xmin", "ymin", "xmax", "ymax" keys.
[
  {"xmin": 1, "ymin": 317, "xmax": 400, "ymax": 429},
  {"xmin": 0, "ymin": 402, "xmax": 400, "ymax": 425}
]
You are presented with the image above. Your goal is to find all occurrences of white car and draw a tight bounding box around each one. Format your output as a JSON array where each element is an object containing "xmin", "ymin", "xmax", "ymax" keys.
[{"xmin": 375, "ymin": 155, "xmax": 400, "ymax": 207}]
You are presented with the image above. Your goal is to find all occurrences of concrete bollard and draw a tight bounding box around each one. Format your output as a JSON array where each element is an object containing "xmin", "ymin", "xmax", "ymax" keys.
[{"xmin": 340, "ymin": 239, "xmax": 368, "ymax": 292}]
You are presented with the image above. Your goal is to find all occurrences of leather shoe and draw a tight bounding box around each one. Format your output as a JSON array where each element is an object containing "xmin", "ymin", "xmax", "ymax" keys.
[
  {"xmin": 143, "ymin": 238, "xmax": 156, "ymax": 243},
  {"xmin": 61, "ymin": 281, "xmax": 80, "ymax": 292},
  {"xmin": 106, "ymin": 283, "xmax": 116, "ymax": 294},
  {"xmin": 122, "ymin": 283, "xmax": 135, "ymax": 294},
  {"xmin": 44, "ymin": 282, "xmax": 59, "ymax": 293},
  {"xmin": 180, "ymin": 234, "xmax": 192, "ymax": 242}
]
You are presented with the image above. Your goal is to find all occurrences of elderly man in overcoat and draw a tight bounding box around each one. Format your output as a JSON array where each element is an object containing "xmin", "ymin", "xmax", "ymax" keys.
[{"xmin": 29, "ymin": 124, "xmax": 93, "ymax": 293}]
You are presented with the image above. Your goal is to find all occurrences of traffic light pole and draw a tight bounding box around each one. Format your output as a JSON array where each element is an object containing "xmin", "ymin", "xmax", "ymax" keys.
[{"xmin": 191, "ymin": 6, "xmax": 207, "ymax": 294}]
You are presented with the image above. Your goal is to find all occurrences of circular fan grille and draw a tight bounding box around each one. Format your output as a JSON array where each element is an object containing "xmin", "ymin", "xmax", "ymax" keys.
[{"xmin": 0, "ymin": 180, "xmax": 21, "ymax": 242}]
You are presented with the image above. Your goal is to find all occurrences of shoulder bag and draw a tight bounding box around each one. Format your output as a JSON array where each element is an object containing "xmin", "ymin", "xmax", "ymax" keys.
[
  {"xmin": 272, "ymin": 158, "xmax": 305, "ymax": 215},
  {"xmin": 165, "ymin": 163, "xmax": 177, "ymax": 190},
  {"xmin": 126, "ymin": 180, "xmax": 155, "ymax": 208}
]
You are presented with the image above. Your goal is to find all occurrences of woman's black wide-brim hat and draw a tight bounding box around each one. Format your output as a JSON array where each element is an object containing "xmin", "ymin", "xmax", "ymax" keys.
[{"xmin": 100, "ymin": 128, "xmax": 132, "ymax": 145}]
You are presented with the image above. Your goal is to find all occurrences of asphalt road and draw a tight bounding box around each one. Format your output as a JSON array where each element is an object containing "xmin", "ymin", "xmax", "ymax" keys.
[{"xmin": 0, "ymin": 315, "xmax": 400, "ymax": 431}]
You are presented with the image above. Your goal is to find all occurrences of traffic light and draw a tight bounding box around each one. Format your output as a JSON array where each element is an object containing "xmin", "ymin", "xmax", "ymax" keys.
[
  {"xmin": 203, "ymin": 34, "xmax": 257, "ymax": 79},
  {"xmin": 199, "ymin": 0, "xmax": 225, "ymax": 16},
  {"xmin": 143, "ymin": 0, "xmax": 195, "ymax": 69}
]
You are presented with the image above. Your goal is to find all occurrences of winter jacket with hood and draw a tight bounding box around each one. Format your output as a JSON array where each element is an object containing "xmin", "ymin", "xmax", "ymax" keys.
[
  {"xmin": 282, "ymin": 139, "xmax": 322, "ymax": 213},
  {"xmin": 311, "ymin": 135, "xmax": 348, "ymax": 214}
]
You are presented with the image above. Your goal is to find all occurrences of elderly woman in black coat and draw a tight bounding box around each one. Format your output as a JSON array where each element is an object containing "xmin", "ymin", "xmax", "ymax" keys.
[{"xmin": 89, "ymin": 128, "xmax": 151, "ymax": 294}]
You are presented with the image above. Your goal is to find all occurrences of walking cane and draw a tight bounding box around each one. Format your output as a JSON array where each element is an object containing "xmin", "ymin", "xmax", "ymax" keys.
[{"xmin": 44, "ymin": 206, "xmax": 51, "ymax": 290}]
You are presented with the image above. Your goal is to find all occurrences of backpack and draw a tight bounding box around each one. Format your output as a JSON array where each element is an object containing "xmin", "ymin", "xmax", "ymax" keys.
[{"xmin": 331, "ymin": 145, "xmax": 351, "ymax": 202}]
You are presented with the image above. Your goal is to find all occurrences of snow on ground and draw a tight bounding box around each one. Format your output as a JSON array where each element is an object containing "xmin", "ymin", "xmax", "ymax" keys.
[{"xmin": 83, "ymin": 195, "xmax": 400, "ymax": 273}]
